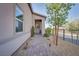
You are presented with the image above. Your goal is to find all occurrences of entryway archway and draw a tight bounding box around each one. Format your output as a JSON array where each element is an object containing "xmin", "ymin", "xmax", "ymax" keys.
[{"xmin": 35, "ymin": 20, "xmax": 42, "ymax": 34}]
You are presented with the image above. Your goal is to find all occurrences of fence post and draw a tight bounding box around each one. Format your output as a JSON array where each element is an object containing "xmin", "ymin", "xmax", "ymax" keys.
[
  {"xmin": 76, "ymin": 33, "xmax": 78, "ymax": 44},
  {"xmin": 63, "ymin": 29, "xmax": 65, "ymax": 40},
  {"xmin": 71, "ymin": 32, "xmax": 73, "ymax": 43}
]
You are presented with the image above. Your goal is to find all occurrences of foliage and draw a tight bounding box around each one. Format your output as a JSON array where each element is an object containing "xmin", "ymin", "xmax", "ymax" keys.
[
  {"xmin": 43, "ymin": 33, "xmax": 49, "ymax": 37},
  {"xmin": 68, "ymin": 20, "xmax": 79, "ymax": 32},
  {"xmin": 51, "ymin": 28, "xmax": 54, "ymax": 35},
  {"xmin": 31, "ymin": 26, "xmax": 35, "ymax": 37},
  {"xmin": 46, "ymin": 3, "xmax": 74, "ymax": 26},
  {"xmin": 44, "ymin": 27, "xmax": 52, "ymax": 37}
]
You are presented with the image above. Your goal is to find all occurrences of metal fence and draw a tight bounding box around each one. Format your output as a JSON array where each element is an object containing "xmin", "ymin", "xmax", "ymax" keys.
[{"xmin": 58, "ymin": 29, "xmax": 79, "ymax": 45}]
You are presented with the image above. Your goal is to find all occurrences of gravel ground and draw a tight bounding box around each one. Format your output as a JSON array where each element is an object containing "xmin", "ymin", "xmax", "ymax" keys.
[
  {"xmin": 13, "ymin": 35, "xmax": 79, "ymax": 56},
  {"xmin": 49, "ymin": 36, "xmax": 79, "ymax": 56}
]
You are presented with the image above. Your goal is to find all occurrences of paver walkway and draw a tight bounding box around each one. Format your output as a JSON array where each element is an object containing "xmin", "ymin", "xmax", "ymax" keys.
[
  {"xmin": 25, "ymin": 35, "xmax": 50, "ymax": 56},
  {"xmin": 13, "ymin": 35, "xmax": 79, "ymax": 56},
  {"xmin": 13, "ymin": 35, "xmax": 51, "ymax": 56}
]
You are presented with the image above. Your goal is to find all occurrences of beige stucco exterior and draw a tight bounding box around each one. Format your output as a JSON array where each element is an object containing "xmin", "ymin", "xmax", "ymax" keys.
[
  {"xmin": 32, "ymin": 13, "xmax": 46, "ymax": 35},
  {"xmin": 0, "ymin": 3, "xmax": 46, "ymax": 55},
  {"xmin": 0, "ymin": 4, "xmax": 14, "ymax": 42},
  {"xmin": 0, "ymin": 3, "xmax": 33, "ymax": 43}
]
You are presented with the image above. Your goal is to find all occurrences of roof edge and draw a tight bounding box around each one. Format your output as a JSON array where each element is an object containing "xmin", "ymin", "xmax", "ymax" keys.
[
  {"xmin": 33, "ymin": 12, "xmax": 47, "ymax": 18},
  {"xmin": 28, "ymin": 3, "xmax": 47, "ymax": 18}
]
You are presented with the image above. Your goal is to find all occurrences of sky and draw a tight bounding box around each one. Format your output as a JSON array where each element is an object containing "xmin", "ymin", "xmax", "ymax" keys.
[
  {"xmin": 67, "ymin": 4, "xmax": 79, "ymax": 21},
  {"xmin": 31, "ymin": 3, "xmax": 47, "ymax": 16}
]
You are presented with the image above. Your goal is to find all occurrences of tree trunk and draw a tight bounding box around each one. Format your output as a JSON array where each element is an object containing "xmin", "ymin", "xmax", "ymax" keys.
[
  {"xmin": 54, "ymin": 10, "xmax": 59, "ymax": 46},
  {"xmin": 55, "ymin": 25, "xmax": 59, "ymax": 46}
]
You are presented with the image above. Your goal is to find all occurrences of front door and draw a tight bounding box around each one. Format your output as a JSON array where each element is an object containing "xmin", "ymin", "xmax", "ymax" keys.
[{"xmin": 35, "ymin": 20, "xmax": 42, "ymax": 34}]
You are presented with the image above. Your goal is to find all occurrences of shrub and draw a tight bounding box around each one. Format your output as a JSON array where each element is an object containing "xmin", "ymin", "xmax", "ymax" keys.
[
  {"xmin": 31, "ymin": 26, "xmax": 35, "ymax": 37},
  {"xmin": 43, "ymin": 33, "xmax": 49, "ymax": 37},
  {"xmin": 44, "ymin": 27, "xmax": 52, "ymax": 37},
  {"xmin": 51, "ymin": 28, "xmax": 54, "ymax": 35}
]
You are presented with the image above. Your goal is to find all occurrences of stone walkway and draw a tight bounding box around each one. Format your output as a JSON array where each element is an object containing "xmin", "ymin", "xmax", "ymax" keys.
[
  {"xmin": 13, "ymin": 35, "xmax": 50, "ymax": 56},
  {"xmin": 13, "ymin": 35, "xmax": 79, "ymax": 56},
  {"xmin": 25, "ymin": 35, "xmax": 50, "ymax": 56}
]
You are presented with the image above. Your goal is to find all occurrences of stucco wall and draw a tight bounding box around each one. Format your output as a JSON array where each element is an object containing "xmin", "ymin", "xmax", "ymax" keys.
[
  {"xmin": 0, "ymin": 4, "xmax": 15, "ymax": 42},
  {"xmin": 42, "ymin": 19, "xmax": 45, "ymax": 35},
  {"xmin": 0, "ymin": 3, "xmax": 32, "ymax": 44},
  {"xmin": 33, "ymin": 14, "xmax": 45, "ymax": 35},
  {"xmin": 17, "ymin": 4, "xmax": 32, "ymax": 33},
  {"xmin": 0, "ymin": 3, "xmax": 32, "ymax": 55}
]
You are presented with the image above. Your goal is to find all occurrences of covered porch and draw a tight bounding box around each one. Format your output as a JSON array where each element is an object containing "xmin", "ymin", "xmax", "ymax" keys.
[
  {"xmin": 35, "ymin": 20, "xmax": 42, "ymax": 34},
  {"xmin": 32, "ymin": 12, "xmax": 46, "ymax": 35}
]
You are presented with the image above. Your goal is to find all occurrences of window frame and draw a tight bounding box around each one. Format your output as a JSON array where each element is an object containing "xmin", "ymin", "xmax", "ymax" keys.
[{"xmin": 15, "ymin": 4, "xmax": 24, "ymax": 33}]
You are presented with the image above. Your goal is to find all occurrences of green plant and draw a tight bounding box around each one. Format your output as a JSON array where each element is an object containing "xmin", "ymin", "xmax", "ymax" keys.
[
  {"xmin": 51, "ymin": 28, "xmax": 54, "ymax": 35},
  {"xmin": 44, "ymin": 27, "xmax": 52, "ymax": 37},
  {"xmin": 43, "ymin": 33, "xmax": 49, "ymax": 37},
  {"xmin": 46, "ymin": 27, "xmax": 52, "ymax": 35},
  {"xmin": 31, "ymin": 26, "xmax": 35, "ymax": 37}
]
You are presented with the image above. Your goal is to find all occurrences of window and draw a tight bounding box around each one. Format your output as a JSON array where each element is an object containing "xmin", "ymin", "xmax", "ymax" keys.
[{"xmin": 16, "ymin": 5, "xmax": 23, "ymax": 32}]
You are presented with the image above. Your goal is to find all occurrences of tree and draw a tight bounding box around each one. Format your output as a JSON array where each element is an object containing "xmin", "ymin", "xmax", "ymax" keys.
[
  {"xmin": 46, "ymin": 3, "xmax": 74, "ymax": 45},
  {"xmin": 68, "ymin": 20, "xmax": 79, "ymax": 32}
]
